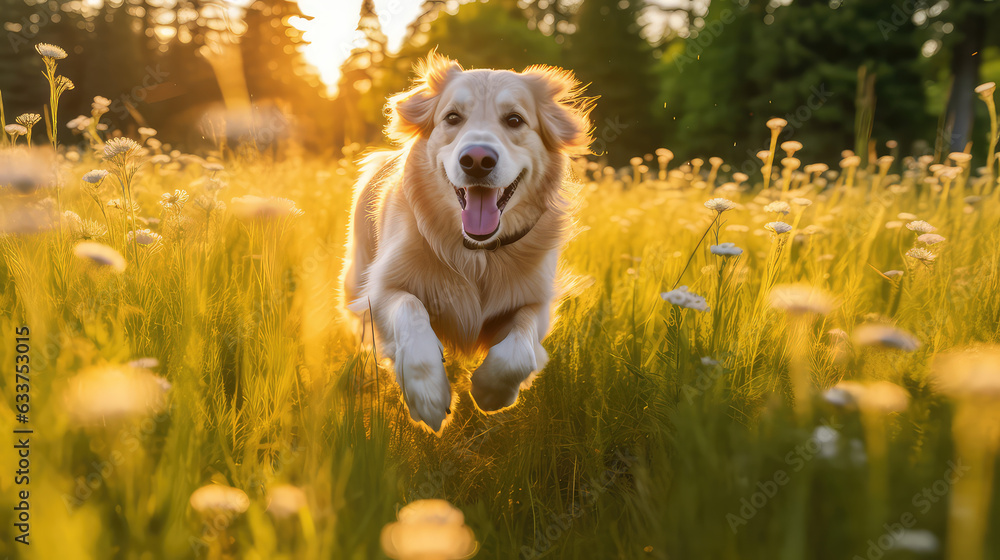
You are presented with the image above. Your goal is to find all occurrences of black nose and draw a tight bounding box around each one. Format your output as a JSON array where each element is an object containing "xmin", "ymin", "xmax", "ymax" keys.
[{"xmin": 459, "ymin": 145, "xmax": 498, "ymax": 179}]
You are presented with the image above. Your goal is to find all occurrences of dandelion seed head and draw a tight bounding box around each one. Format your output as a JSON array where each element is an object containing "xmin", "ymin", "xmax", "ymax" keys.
[
  {"xmin": 710, "ymin": 242, "xmax": 743, "ymax": 257},
  {"xmin": 917, "ymin": 233, "xmax": 945, "ymax": 245},
  {"xmin": 73, "ymin": 241, "xmax": 126, "ymax": 272},
  {"xmin": 764, "ymin": 201, "xmax": 791, "ymax": 214},
  {"xmin": 661, "ymin": 286, "xmax": 710, "ymax": 312},
  {"xmin": 853, "ymin": 324, "xmax": 920, "ymax": 351},
  {"xmin": 906, "ymin": 247, "xmax": 937, "ymax": 262},
  {"xmin": 82, "ymin": 169, "xmax": 109, "ymax": 184},
  {"xmin": 127, "ymin": 229, "xmax": 163, "ymax": 247},
  {"xmin": 266, "ymin": 485, "xmax": 308, "ymax": 519},
  {"xmin": 381, "ymin": 499, "xmax": 477, "ymax": 560},
  {"xmin": 104, "ymin": 137, "xmax": 141, "ymax": 159},
  {"xmin": 765, "ymin": 221, "xmax": 792, "ymax": 234},
  {"xmin": 63, "ymin": 365, "xmax": 168, "ymax": 424},
  {"xmin": 932, "ymin": 346, "xmax": 1000, "ymax": 399},
  {"xmin": 66, "ymin": 115, "xmax": 92, "ymax": 131},
  {"xmin": 189, "ymin": 484, "xmax": 250, "ymax": 515},
  {"xmin": 704, "ymin": 197, "xmax": 736, "ymax": 213},
  {"xmin": 905, "ymin": 220, "xmax": 936, "ymax": 233},
  {"xmin": 159, "ymin": 189, "xmax": 190, "ymax": 211},
  {"xmin": 35, "ymin": 42, "xmax": 67, "ymax": 59}
]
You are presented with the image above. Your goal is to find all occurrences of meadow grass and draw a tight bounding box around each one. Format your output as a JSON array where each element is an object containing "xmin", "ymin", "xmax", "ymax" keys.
[{"xmin": 2, "ymin": 54, "xmax": 1000, "ymax": 560}]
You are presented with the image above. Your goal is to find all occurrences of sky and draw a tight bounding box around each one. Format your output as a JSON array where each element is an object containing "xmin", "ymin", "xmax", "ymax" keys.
[{"xmin": 292, "ymin": 0, "xmax": 429, "ymax": 96}]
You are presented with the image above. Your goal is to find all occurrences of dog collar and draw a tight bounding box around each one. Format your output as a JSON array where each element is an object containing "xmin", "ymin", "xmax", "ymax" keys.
[{"xmin": 462, "ymin": 224, "xmax": 533, "ymax": 251}]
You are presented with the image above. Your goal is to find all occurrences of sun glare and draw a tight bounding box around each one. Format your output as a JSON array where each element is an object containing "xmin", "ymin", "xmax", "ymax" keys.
[{"xmin": 293, "ymin": 0, "xmax": 424, "ymax": 97}]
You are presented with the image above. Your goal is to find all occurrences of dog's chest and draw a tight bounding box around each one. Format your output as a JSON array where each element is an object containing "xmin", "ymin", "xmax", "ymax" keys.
[{"xmin": 415, "ymin": 250, "xmax": 554, "ymax": 345}]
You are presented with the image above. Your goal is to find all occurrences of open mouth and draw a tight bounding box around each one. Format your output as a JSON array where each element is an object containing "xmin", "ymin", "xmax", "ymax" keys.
[{"xmin": 453, "ymin": 171, "xmax": 523, "ymax": 241}]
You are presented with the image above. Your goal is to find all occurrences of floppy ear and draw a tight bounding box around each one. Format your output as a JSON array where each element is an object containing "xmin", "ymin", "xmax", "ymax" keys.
[
  {"xmin": 386, "ymin": 50, "xmax": 463, "ymax": 143},
  {"xmin": 521, "ymin": 65, "xmax": 595, "ymax": 156}
]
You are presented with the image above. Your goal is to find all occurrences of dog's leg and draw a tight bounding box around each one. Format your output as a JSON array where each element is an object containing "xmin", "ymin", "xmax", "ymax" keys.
[
  {"xmin": 377, "ymin": 291, "xmax": 451, "ymax": 432},
  {"xmin": 471, "ymin": 303, "xmax": 549, "ymax": 412}
]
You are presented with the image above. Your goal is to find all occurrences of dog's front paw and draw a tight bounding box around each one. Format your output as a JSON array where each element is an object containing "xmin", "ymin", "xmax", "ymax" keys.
[
  {"xmin": 471, "ymin": 335, "xmax": 547, "ymax": 412},
  {"xmin": 395, "ymin": 337, "xmax": 451, "ymax": 433}
]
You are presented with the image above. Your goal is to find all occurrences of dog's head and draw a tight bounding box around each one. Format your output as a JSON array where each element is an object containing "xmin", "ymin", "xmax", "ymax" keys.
[{"xmin": 387, "ymin": 51, "xmax": 592, "ymax": 246}]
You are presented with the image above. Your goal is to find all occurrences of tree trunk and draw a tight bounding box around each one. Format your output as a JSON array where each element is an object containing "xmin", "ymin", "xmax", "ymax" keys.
[{"xmin": 945, "ymin": 9, "xmax": 986, "ymax": 153}]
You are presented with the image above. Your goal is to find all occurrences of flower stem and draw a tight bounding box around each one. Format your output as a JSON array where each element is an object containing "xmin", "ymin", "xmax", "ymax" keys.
[{"xmin": 672, "ymin": 213, "xmax": 720, "ymax": 290}]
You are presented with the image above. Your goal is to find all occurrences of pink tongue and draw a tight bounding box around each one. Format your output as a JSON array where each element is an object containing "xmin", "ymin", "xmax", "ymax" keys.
[{"xmin": 462, "ymin": 187, "xmax": 501, "ymax": 236}]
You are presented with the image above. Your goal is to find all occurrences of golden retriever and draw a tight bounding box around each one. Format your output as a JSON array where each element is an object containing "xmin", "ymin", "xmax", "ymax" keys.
[{"xmin": 342, "ymin": 51, "xmax": 592, "ymax": 432}]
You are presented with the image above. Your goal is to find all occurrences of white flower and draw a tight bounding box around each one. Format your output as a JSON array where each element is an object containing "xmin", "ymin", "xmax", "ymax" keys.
[
  {"xmin": 700, "ymin": 356, "xmax": 719, "ymax": 367},
  {"xmin": 976, "ymin": 82, "xmax": 996, "ymax": 99},
  {"xmin": 92, "ymin": 96, "xmax": 111, "ymax": 109},
  {"xmin": 35, "ymin": 42, "xmax": 67, "ymax": 59},
  {"xmin": 73, "ymin": 241, "xmax": 126, "ymax": 273},
  {"xmin": 266, "ymin": 485, "xmax": 308, "ymax": 519},
  {"xmin": 704, "ymin": 198, "xmax": 736, "ymax": 213},
  {"xmin": 203, "ymin": 162, "xmax": 225, "ymax": 172},
  {"xmin": 905, "ymin": 220, "xmax": 936, "ymax": 233},
  {"xmin": 106, "ymin": 199, "xmax": 140, "ymax": 214},
  {"xmin": 710, "ymin": 242, "xmax": 743, "ymax": 257},
  {"xmin": 63, "ymin": 365, "xmax": 168, "ymax": 424},
  {"xmin": 763, "ymin": 201, "xmax": 791, "ymax": 214},
  {"xmin": 127, "ymin": 229, "xmax": 163, "ymax": 247},
  {"xmin": 906, "ymin": 247, "xmax": 937, "ymax": 263},
  {"xmin": 791, "ymin": 197, "xmax": 812, "ymax": 207},
  {"xmin": 189, "ymin": 484, "xmax": 250, "ymax": 515},
  {"xmin": 812, "ymin": 425, "xmax": 840, "ymax": 459},
  {"xmin": 882, "ymin": 270, "xmax": 904, "ymax": 279},
  {"xmin": 931, "ymin": 346, "xmax": 1000, "ymax": 399},
  {"xmin": 917, "ymin": 233, "xmax": 945, "ymax": 245},
  {"xmin": 853, "ymin": 324, "xmax": 920, "ymax": 351},
  {"xmin": 661, "ymin": 286, "xmax": 710, "ymax": 312},
  {"xmin": 380, "ymin": 499, "xmax": 477, "ymax": 560},
  {"xmin": 897, "ymin": 212, "xmax": 918, "ymax": 221},
  {"xmin": 765, "ymin": 221, "xmax": 792, "ymax": 234},
  {"xmin": 769, "ymin": 284, "xmax": 835, "ymax": 315},
  {"xmin": 766, "ymin": 117, "xmax": 787, "ymax": 130},
  {"xmin": 159, "ymin": 189, "xmax": 189, "ymax": 211},
  {"xmin": 82, "ymin": 169, "xmax": 109, "ymax": 184},
  {"xmin": 5, "ymin": 124, "xmax": 27, "ymax": 137},
  {"xmin": 103, "ymin": 137, "xmax": 141, "ymax": 159},
  {"xmin": 138, "ymin": 127, "xmax": 157, "ymax": 138},
  {"xmin": 885, "ymin": 221, "xmax": 903, "ymax": 229},
  {"xmin": 66, "ymin": 115, "xmax": 92, "ymax": 130}
]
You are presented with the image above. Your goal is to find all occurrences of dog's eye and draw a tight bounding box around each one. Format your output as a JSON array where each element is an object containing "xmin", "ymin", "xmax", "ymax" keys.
[
  {"xmin": 505, "ymin": 114, "xmax": 524, "ymax": 128},
  {"xmin": 445, "ymin": 112, "xmax": 463, "ymax": 126}
]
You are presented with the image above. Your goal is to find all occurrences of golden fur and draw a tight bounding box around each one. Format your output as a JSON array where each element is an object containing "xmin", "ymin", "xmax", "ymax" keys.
[{"xmin": 342, "ymin": 51, "xmax": 593, "ymax": 432}]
